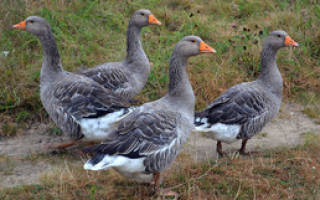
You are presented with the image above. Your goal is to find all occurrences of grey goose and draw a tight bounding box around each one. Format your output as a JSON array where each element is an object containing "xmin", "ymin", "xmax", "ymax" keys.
[
  {"xmin": 195, "ymin": 30, "xmax": 298, "ymax": 156},
  {"xmin": 83, "ymin": 36, "xmax": 216, "ymax": 196},
  {"xmin": 82, "ymin": 9, "xmax": 161, "ymax": 101},
  {"xmin": 13, "ymin": 16, "xmax": 133, "ymax": 149}
]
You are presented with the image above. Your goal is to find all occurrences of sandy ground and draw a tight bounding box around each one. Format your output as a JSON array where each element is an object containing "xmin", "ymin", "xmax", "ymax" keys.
[{"xmin": 0, "ymin": 103, "xmax": 319, "ymax": 188}]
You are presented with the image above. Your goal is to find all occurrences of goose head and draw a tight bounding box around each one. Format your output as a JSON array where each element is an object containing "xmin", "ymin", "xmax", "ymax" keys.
[
  {"xmin": 174, "ymin": 36, "xmax": 216, "ymax": 58},
  {"xmin": 130, "ymin": 9, "xmax": 161, "ymax": 27},
  {"xmin": 264, "ymin": 30, "xmax": 299, "ymax": 50},
  {"xmin": 13, "ymin": 16, "xmax": 51, "ymax": 37}
]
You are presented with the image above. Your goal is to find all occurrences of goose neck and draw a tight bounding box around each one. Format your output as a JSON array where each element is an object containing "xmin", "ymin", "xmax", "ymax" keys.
[
  {"xmin": 166, "ymin": 52, "xmax": 195, "ymax": 114},
  {"xmin": 125, "ymin": 22, "xmax": 146, "ymax": 63},
  {"xmin": 258, "ymin": 45, "xmax": 283, "ymax": 97},
  {"xmin": 38, "ymin": 29, "xmax": 63, "ymax": 83}
]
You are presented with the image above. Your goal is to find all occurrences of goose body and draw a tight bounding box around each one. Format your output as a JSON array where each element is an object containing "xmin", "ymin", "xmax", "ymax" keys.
[
  {"xmin": 14, "ymin": 16, "xmax": 131, "ymax": 144},
  {"xmin": 84, "ymin": 36, "xmax": 216, "ymax": 190},
  {"xmin": 195, "ymin": 30, "xmax": 298, "ymax": 155},
  {"xmin": 195, "ymin": 81, "xmax": 280, "ymax": 143},
  {"xmin": 82, "ymin": 9, "xmax": 161, "ymax": 100},
  {"xmin": 84, "ymin": 103, "xmax": 193, "ymax": 182}
]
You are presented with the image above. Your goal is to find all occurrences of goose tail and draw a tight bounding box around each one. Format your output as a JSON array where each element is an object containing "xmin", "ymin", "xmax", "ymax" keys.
[
  {"xmin": 84, "ymin": 154, "xmax": 115, "ymax": 171},
  {"xmin": 194, "ymin": 111, "xmax": 208, "ymax": 127}
]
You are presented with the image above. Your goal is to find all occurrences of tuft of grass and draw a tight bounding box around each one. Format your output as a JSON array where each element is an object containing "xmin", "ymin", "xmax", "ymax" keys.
[
  {"xmin": 299, "ymin": 91, "xmax": 320, "ymax": 119},
  {"xmin": 301, "ymin": 131, "xmax": 319, "ymax": 146},
  {"xmin": 1, "ymin": 122, "xmax": 17, "ymax": 137},
  {"xmin": 47, "ymin": 124, "xmax": 63, "ymax": 136},
  {"xmin": 257, "ymin": 132, "xmax": 268, "ymax": 138},
  {"xmin": 303, "ymin": 108, "xmax": 320, "ymax": 119},
  {"xmin": 0, "ymin": 155, "xmax": 17, "ymax": 176}
]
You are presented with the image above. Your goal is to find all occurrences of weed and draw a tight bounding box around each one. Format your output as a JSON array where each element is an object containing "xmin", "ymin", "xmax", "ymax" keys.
[
  {"xmin": 301, "ymin": 131, "xmax": 319, "ymax": 146},
  {"xmin": 1, "ymin": 122, "xmax": 17, "ymax": 136},
  {"xmin": 47, "ymin": 125, "xmax": 63, "ymax": 136},
  {"xmin": 257, "ymin": 132, "xmax": 268, "ymax": 138}
]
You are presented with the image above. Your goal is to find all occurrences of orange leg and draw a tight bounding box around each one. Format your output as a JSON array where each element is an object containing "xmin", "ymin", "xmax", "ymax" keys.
[
  {"xmin": 48, "ymin": 140, "xmax": 78, "ymax": 150},
  {"xmin": 239, "ymin": 138, "xmax": 249, "ymax": 155},
  {"xmin": 216, "ymin": 141, "xmax": 225, "ymax": 157},
  {"xmin": 153, "ymin": 172, "xmax": 178, "ymax": 200},
  {"xmin": 153, "ymin": 172, "xmax": 161, "ymax": 193}
]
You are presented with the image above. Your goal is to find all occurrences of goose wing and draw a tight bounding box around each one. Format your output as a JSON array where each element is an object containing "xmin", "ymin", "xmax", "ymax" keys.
[
  {"xmin": 46, "ymin": 75, "xmax": 129, "ymax": 139},
  {"xmin": 54, "ymin": 77, "xmax": 129, "ymax": 119},
  {"xmin": 82, "ymin": 66, "xmax": 129, "ymax": 92},
  {"xmin": 197, "ymin": 83, "xmax": 271, "ymax": 127}
]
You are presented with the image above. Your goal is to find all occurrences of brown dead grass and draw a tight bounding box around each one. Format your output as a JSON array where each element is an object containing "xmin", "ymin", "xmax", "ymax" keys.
[{"xmin": 1, "ymin": 136, "xmax": 319, "ymax": 199}]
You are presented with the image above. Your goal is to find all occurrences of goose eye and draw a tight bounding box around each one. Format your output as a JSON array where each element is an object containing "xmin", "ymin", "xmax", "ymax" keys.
[
  {"xmin": 191, "ymin": 40, "xmax": 196, "ymax": 43},
  {"xmin": 141, "ymin": 13, "xmax": 145, "ymax": 16},
  {"xmin": 29, "ymin": 20, "xmax": 34, "ymax": 24},
  {"xmin": 277, "ymin": 34, "xmax": 281, "ymax": 38}
]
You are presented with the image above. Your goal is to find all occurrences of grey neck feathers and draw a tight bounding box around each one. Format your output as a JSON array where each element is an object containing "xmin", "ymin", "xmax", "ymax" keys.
[
  {"xmin": 167, "ymin": 51, "xmax": 195, "ymax": 114},
  {"xmin": 38, "ymin": 29, "xmax": 63, "ymax": 83},
  {"xmin": 124, "ymin": 22, "xmax": 147, "ymax": 66},
  {"xmin": 258, "ymin": 45, "xmax": 283, "ymax": 98}
]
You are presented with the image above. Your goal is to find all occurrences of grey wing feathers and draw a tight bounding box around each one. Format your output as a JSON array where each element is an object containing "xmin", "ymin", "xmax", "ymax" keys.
[
  {"xmin": 48, "ymin": 78, "xmax": 129, "ymax": 139},
  {"xmin": 82, "ymin": 66, "xmax": 129, "ymax": 91},
  {"xmin": 197, "ymin": 84, "xmax": 275, "ymax": 138},
  {"xmin": 86, "ymin": 109, "xmax": 180, "ymax": 173},
  {"xmin": 54, "ymin": 80, "xmax": 129, "ymax": 119}
]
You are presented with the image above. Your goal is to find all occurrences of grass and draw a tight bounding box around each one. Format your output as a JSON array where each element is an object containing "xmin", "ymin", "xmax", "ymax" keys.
[
  {"xmin": 0, "ymin": 135, "xmax": 319, "ymax": 199},
  {"xmin": 0, "ymin": 0, "xmax": 319, "ymax": 136},
  {"xmin": 0, "ymin": 0, "xmax": 319, "ymax": 199}
]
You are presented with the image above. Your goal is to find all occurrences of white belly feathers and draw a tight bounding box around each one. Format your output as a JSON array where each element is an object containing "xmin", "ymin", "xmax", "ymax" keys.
[
  {"xmin": 84, "ymin": 155, "xmax": 153, "ymax": 183},
  {"xmin": 194, "ymin": 117, "xmax": 241, "ymax": 144},
  {"xmin": 79, "ymin": 108, "xmax": 133, "ymax": 141}
]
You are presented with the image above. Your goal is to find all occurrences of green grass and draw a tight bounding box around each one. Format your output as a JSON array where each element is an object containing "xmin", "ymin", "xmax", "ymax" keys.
[
  {"xmin": 1, "ymin": 2, "xmax": 319, "ymax": 198},
  {"xmin": 1, "ymin": 135, "xmax": 319, "ymax": 199},
  {"xmin": 0, "ymin": 0, "xmax": 319, "ymax": 133}
]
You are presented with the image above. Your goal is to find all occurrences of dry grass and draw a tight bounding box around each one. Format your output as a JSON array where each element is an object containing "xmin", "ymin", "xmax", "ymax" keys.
[{"xmin": 1, "ymin": 135, "xmax": 319, "ymax": 199}]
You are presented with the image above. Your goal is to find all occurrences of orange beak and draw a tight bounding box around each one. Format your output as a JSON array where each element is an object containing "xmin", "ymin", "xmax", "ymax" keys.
[
  {"xmin": 200, "ymin": 41, "xmax": 216, "ymax": 53},
  {"xmin": 285, "ymin": 36, "xmax": 299, "ymax": 47},
  {"xmin": 148, "ymin": 14, "xmax": 161, "ymax": 25},
  {"xmin": 13, "ymin": 20, "xmax": 26, "ymax": 30}
]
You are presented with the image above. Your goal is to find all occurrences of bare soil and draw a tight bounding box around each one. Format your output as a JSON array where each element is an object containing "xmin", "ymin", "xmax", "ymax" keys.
[
  {"xmin": 0, "ymin": 123, "xmax": 70, "ymax": 158},
  {"xmin": 0, "ymin": 103, "xmax": 319, "ymax": 188}
]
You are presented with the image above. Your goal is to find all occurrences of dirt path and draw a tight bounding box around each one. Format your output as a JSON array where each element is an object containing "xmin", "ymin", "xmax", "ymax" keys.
[
  {"xmin": 0, "ymin": 103, "xmax": 319, "ymax": 188},
  {"xmin": 0, "ymin": 123, "xmax": 70, "ymax": 158}
]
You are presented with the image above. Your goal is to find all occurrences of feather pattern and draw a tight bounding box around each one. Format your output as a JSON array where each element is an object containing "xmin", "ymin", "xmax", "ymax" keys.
[
  {"xmin": 83, "ymin": 35, "xmax": 208, "ymax": 183},
  {"xmin": 82, "ymin": 67, "xmax": 129, "ymax": 91},
  {"xmin": 194, "ymin": 31, "xmax": 292, "ymax": 144},
  {"xmin": 22, "ymin": 16, "xmax": 130, "ymax": 141},
  {"xmin": 195, "ymin": 81, "xmax": 281, "ymax": 139},
  {"xmin": 85, "ymin": 106, "xmax": 191, "ymax": 173},
  {"xmin": 81, "ymin": 11, "xmax": 151, "ymax": 100},
  {"xmin": 82, "ymin": 64, "xmax": 138, "ymax": 100},
  {"xmin": 41, "ymin": 73, "xmax": 130, "ymax": 140}
]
